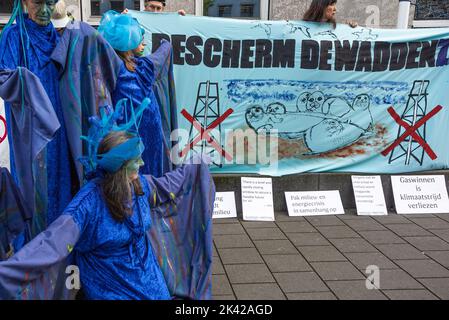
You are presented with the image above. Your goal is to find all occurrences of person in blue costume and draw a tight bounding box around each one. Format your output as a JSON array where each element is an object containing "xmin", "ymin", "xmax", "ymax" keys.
[
  {"xmin": 69, "ymin": 130, "xmax": 171, "ymax": 299},
  {"xmin": 1, "ymin": 130, "xmax": 170, "ymax": 300},
  {"xmin": 0, "ymin": 0, "xmax": 72, "ymax": 234},
  {"xmin": 99, "ymin": 11, "xmax": 171, "ymax": 177},
  {"xmin": 0, "ymin": 100, "xmax": 215, "ymax": 300}
]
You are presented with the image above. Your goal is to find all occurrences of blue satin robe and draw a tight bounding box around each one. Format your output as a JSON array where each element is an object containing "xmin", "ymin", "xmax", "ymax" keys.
[{"xmin": 0, "ymin": 16, "xmax": 72, "ymax": 230}]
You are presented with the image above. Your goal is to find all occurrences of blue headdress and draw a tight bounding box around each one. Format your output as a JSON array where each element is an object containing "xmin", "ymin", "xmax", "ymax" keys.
[
  {"xmin": 79, "ymin": 98, "xmax": 150, "ymax": 179},
  {"xmin": 98, "ymin": 10, "xmax": 145, "ymax": 52}
]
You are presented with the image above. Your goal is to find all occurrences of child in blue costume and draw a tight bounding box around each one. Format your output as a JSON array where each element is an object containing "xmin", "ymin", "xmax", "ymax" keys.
[
  {"xmin": 0, "ymin": 0, "xmax": 72, "ymax": 232},
  {"xmin": 99, "ymin": 12, "xmax": 170, "ymax": 177}
]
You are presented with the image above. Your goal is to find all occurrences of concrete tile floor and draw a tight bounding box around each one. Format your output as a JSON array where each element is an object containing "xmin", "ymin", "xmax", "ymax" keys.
[{"xmin": 212, "ymin": 212, "xmax": 449, "ymax": 300}]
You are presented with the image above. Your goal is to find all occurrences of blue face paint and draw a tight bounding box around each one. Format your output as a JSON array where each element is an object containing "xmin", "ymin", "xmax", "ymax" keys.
[
  {"xmin": 26, "ymin": 0, "xmax": 57, "ymax": 26},
  {"xmin": 125, "ymin": 156, "xmax": 145, "ymax": 176}
]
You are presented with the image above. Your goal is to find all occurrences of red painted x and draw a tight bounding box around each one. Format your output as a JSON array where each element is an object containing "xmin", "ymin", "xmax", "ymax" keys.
[
  {"xmin": 180, "ymin": 108, "xmax": 234, "ymax": 161},
  {"xmin": 381, "ymin": 105, "xmax": 442, "ymax": 160}
]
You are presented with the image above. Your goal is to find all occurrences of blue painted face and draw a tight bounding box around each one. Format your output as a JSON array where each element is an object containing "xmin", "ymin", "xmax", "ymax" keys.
[
  {"xmin": 125, "ymin": 156, "xmax": 144, "ymax": 180},
  {"xmin": 133, "ymin": 39, "xmax": 146, "ymax": 57},
  {"xmin": 26, "ymin": 0, "xmax": 56, "ymax": 26}
]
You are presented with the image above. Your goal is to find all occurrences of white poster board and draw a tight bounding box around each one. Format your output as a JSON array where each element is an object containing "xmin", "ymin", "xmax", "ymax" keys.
[
  {"xmin": 351, "ymin": 176, "xmax": 388, "ymax": 216},
  {"xmin": 285, "ymin": 191, "xmax": 345, "ymax": 216},
  {"xmin": 241, "ymin": 177, "xmax": 274, "ymax": 221},
  {"xmin": 391, "ymin": 175, "xmax": 449, "ymax": 214},
  {"xmin": 213, "ymin": 192, "xmax": 237, "ymax": 219},
  {"xmin": 0, "ymin": 98, "xmax": 10, "ymax": 170}
]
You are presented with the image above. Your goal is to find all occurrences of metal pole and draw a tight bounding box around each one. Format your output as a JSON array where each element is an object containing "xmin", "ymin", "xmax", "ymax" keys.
[
  {"xmin": 201, "ymin": 81, "xmax": 211, "ymax": 152},
  {"xmin": 405, "ymin": 81, "xmax": 425, "ymax": 165},
  {"xmin": 397, "ymin": 0, "xmax": 411, "ymax": 29},
  {"xmin": 195, "ymin": 0, "xmax": 203, "ymax": 16},
  {"xmin": 260, "ymin": 0, "xmax": 269, "ymax": 20}
]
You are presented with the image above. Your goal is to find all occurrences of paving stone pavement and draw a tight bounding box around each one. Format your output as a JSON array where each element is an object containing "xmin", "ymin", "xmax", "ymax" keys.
[{"xmin": 212, "ymin": 212, "xmax": 449, "ymax": 300}]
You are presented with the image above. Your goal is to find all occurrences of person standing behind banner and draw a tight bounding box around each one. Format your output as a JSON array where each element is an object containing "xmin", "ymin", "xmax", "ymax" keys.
[
  {"xmin": 303, "ymin": 0, "xmax": 358, "ymax": 28},
  {"xmin": 99, "ymin": 11, "xmax": 171, "ymax": 177},
  {"xmin": 51, "ymin": 0, "xmax": 74, "ymax": 35},
  {"xmin": 123, "ymin": 0, "xmax": 185, "ymax": 15},
  {"xmin": 144, "ymin": 0, "xmax": 185, "ymax": 15}
]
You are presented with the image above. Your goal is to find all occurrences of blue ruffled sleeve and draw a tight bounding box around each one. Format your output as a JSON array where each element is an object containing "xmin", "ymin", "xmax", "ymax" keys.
[
  {"xmin": 0, "ymin": 214, "xmax": 81, "ymax": 299},
  {"xmin": 135, "ymin": 55, "xmax": 156, "ymax": 88},
  {"xmin": 135, "ymin": 39, "xmax": 172, "ymax": 88},
  {"xmin": 149, "ymin": 39, "xmax": 172, "ymax": 81},
  {"xmin": 143, "ymin": 165, "xmax": 187, "ymax": 213},
  {"xmin": 62, "ymin": 181, "xmax": 100, "ymax": 253}
]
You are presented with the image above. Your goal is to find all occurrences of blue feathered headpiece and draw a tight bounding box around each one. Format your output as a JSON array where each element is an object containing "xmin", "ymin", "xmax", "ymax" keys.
[{"xmin": 79, "ymin": 98, "xmax": 150, "ymax": 179}]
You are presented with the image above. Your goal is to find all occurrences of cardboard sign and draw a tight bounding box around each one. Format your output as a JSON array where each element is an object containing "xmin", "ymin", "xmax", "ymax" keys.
[
  {"xmin": 351, "ymin": 176, "xmax": 388, "ymax": 216},
  {"xmin": 391, "ymin": 175, "xmax": 449, "ymax": 214},
  {"xmin": 213, "ymin": 192, "xmax": 237, "ymax": 219},
  {"xmin": 241, "ymin": 177, "xmax": 274, "ymax": 221},
  {"xmin": 285, "ymin": 191, "xmax": 345, "ymax": 216}
]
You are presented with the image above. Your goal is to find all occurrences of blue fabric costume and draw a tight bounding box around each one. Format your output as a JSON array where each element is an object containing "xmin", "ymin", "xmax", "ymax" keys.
[
  {"xmin": 0, "ymin": 167, "xmax": 32, "ymax": 261},
  {"xmin": 112, "ymin": 42, "xmax": 172, "ymax": 177},
  {"xmin": 0, "ymin": 67, "xmax": 61, "ymax": 255},
  {"xmin": 0, "ymin": 95, "xmax": 212, "ymax": 299},
  {"xmin": 0, "ymin": 15, "xmax": 72, "ymax": 232},
  {"xmin": 97, "ymin": 11, "xmax": 173, "ymax": 177},
  {"xmin": 51, "ymin": 21, "xmax": 123, "ymax": 184},
  {"xmin": 0, "ymin": 67, "xmax": 61, "ymax": 242},
  {"xmin": 0, "ymin": 160, "xmax": 215, "ymax": 300},
  {"xmin": 148, "ymin": 40, "xmax": 179, "ymax": 175},
  {"xmin": 64, "ymin": 175, "xmax": 170, "ymax": 300},
  {"xmin": 51, "ymin": 19, "xmax": 178, "ymax": 181}
]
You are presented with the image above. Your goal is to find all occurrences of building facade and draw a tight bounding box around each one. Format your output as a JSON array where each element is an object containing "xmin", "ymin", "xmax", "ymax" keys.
[{"xmin": 0, "ymin": 0, "xmax": 448, "ymax": 28}]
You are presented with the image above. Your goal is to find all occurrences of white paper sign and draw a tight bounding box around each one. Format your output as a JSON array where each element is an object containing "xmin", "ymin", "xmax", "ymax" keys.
[
  {"xmin": 0, "ymin": 98, "xmax": 10, "ymax": 170},
  {"xmin": 285, "ymin": 191, "xmax": 345, "ymax": 216},
  {"xmin": 391, "ymin": 175, "xmax": 449, "ymax": 214},
  {"xmin": 351, "ymin": 176, "xmax": 388, "ymax": 216},
  {"xmin": 241, "ymin": 177, "xmax": 274, "ymax": 221},
  {"xmin": 213, "ymin": 192, "xmax": 237, "ymax": 219}
]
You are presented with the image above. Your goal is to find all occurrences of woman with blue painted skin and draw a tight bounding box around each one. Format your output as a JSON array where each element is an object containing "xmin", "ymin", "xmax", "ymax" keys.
[
  {"xmin": 66, "ymin": 130, "xmax": 172, "ymax": 299},
  {"xmin": 99, "ymin": 11, "xmax": 171, "ymax": 178}
]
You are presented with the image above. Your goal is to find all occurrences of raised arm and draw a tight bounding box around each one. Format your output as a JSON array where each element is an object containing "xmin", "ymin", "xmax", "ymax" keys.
[
  {"xmin": 0, "ymin": 215, "xmax": 80, "ymax": 299},
  {"xmin": 146, "ymin": 39, "xmax": 172, "ymax": 82},
  {"xmin": 0, "ymin": 184, "xmax": 97, "ymax": 299}
]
